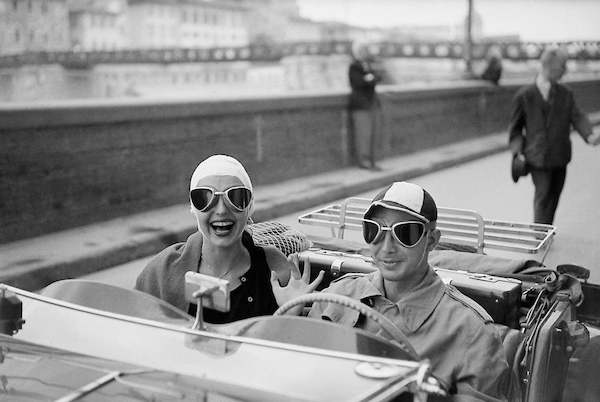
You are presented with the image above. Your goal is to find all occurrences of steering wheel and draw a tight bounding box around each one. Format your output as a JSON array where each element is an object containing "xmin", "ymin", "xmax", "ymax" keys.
[{"xmin": 274, "ymin": 293, "xmax": 419, "ymax": 360}]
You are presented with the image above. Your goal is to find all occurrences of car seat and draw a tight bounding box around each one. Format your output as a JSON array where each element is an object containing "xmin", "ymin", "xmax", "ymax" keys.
[{"xmin": 495, "ymin": 323, "xmax": 524, "ymax": 401}]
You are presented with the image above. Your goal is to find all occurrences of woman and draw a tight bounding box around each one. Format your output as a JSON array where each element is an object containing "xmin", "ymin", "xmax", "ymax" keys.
[{"xmin": 135, "ymin": 155, "xmax": 322, "ymax": 323}]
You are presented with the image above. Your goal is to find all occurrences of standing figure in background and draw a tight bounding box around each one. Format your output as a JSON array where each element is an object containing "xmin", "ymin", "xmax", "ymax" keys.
[
  {"xmin": 348, "ymin": 41, "xmax": 382, "ymax": 170},
  {"xmin": 481, "ymin": 46, "xmax": 503, "ymax": 86},
  {"xmin": 508, "ymin": 47, "xmax": 600, "ymax": 224}
]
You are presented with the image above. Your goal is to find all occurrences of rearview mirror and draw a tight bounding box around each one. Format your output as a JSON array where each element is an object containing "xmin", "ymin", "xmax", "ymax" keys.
[{"xmin": 184, "ymin": 272, "xmax": 230, "ymax": 313}]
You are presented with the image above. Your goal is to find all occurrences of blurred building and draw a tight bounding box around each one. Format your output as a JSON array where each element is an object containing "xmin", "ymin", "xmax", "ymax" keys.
[
  {"xmin": 69, "ymin": 2, "xmax": 126, "ymax": 50},
  {"xmin": 179, "ymin": 1, "xmax": 248, "ymax": 48},
  {"xmin": 319, "ymin": 21, "xmax": 373, "ymax": 43},
  {"xmin": 285, "ymin": 16, "xmax": 321, "ymax": 43},
  {"xmin": 126, "ymin": 0, "xmax": 249, "ymax": 49},
  {"xmin": 0, "ymin": 0, "xmax": 70, "ymax": 55},
  {"xmin": 385, "ymin": 25, "xmax": 457, "ymax": 42},
  {"xmin": 457, "ymin": 8, "xmax": 483, "ymax": 42},
  {"xmin": 240, "ymin": 0, "xmax": 296, "ymax": 45},
  {"xmin": 241, "ymin": 0, "xmax": 380, "ymax": 45}
]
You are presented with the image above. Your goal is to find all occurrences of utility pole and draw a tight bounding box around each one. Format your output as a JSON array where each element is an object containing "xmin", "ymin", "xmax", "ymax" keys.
[{"xmin": 464, "ymin": 0, "xmax": 474, "ymax": 77}]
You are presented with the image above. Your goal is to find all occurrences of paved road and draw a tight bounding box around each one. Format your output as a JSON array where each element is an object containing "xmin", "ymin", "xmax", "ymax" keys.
[{"xmin": 84, "ymin": 134, "xmax": 600, "ymax": 287}]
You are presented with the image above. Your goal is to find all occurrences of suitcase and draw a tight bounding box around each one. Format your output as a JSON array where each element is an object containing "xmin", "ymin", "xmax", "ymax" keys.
[
  {"xmin": 435, "ymin": 268, "xmax": 522, "ymax": 328},
  {"xmin": 299, "ymin": 249, "xmax": 522, "ymax": 328}
]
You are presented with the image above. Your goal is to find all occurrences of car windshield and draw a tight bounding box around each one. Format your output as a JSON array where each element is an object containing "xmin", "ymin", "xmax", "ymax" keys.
[
  {"xmin": 0, "ymin": 335, "xmax": 251, "ymax": 402},
  {"xmin": 4, "ymin": 283, "xmax": 423, "ymax": 402}
]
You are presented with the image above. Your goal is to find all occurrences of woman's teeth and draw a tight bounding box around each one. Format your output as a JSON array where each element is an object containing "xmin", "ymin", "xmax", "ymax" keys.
[{"xmin": 210, "ymin": 221, "xmax": 234, "ymax": 235}]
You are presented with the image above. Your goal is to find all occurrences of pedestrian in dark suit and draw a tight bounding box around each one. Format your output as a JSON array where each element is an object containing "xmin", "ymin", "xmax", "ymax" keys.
[
  {"xmin": 481, "ymin": 46, "xmax": 503, "ymax": 86},
  {"xmin": 508, "ymin": 47, "xmax": 600, "ymax": 224},
  {"xmin": 348, "ymin": 42, "xmax": 382, "ymax": 170}
]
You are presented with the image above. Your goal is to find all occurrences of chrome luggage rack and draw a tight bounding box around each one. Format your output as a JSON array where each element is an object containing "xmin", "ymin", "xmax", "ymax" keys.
[{"xmin": 298, "ymin": 197, "xmax": 557, "ymax": 262}]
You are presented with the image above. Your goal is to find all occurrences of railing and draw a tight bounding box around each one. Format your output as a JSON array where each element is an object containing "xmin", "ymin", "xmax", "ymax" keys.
[
  {"xmin": 298, "ymin": 197, "xmax": 557, "ymax": 261},
  {"xmin": 1, "ymin": 40, "xmax": 599, "ymax": 68}
]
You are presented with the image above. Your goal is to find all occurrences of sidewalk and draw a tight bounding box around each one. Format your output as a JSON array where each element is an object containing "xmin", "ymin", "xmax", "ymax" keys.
[
  {"xmin": 2, "ymin": 110, "xmax": 599, "ymax": 291},
  {"xmin": 0, "ymin": 132, "xmax": 508, "ymax": 290}
]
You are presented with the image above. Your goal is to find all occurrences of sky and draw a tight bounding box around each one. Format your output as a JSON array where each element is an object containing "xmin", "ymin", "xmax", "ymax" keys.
[{"xmin": 297, "ymin": 0, "xmax": 600, "ymax": 42}]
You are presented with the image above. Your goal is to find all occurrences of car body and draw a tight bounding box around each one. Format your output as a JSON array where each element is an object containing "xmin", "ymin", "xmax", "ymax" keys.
[
  {"xmin": 1, "ymin": 198, "xmax": 598, "ymax": 401},
  {"xmin": 0, "ymin": 279, "xmax": 440, "ymax": 401}
]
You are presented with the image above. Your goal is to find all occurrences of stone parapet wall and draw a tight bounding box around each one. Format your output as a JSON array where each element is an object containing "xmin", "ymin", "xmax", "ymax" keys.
[{"xmin": 2, "ymin": 78, "xmax": 600, "ymax": 243}]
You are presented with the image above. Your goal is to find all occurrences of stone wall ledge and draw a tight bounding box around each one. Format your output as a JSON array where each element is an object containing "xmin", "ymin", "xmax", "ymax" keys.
[{"xmin": 4, "ymin": 76, "xmax": 599, "ymax": 129}]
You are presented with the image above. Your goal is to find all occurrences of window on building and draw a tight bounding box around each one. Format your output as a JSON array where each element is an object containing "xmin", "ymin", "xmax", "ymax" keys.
[
  {"xmin": 27, "ymin": 0, "xmax": 32, "ymax": 13},
  {"xmin": 15, "ymin": 29, "xmax": 20, "ymax": 43},
  {"xmin": 12, "ymin": 0, "xmax": 18, "ymax": 11},
  {"xmin": 41, "ymin": 1, "xmax": 48, "ymax": 14}
]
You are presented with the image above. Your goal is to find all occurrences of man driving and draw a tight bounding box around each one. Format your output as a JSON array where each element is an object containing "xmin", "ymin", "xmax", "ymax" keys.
[{"xmin": 307, "ymin": 182, "xmax": 510, "ymax": 401}]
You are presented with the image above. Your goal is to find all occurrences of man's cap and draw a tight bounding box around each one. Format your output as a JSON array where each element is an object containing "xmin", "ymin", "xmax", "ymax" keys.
[
  {"xmin": 364, "ymin": 182, "xmax": 437, "ymax": 223},
  {"xmin": 511, "ymin": 154, "xmax": 529, "ymax": 183}
]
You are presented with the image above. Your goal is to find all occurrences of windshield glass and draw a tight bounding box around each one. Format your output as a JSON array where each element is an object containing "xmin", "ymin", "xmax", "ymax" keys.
[
  {"xmin": 4, "ymin": 284, "xmax": 421, "ymax": 401},
  {"xmin": 0, "ymin": 335, "xmax": 246, "ymax": 402}
]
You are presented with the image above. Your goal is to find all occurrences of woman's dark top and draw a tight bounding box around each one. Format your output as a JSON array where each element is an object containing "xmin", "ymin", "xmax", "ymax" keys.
[{"xmin": 187, "ymin": 232, "xmax": 278, "ymax": 324}]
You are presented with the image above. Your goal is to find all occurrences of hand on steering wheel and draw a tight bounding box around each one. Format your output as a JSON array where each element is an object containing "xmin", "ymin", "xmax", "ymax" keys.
[{"xmin": 274, "ymin": 292, "xmax": 419, "ymax": 360}]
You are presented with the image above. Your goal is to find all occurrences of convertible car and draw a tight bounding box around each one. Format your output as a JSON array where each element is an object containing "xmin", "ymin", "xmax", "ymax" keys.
[{"xmin": 0, "ymin": 197, "xmax": 598, "ymax": 401}]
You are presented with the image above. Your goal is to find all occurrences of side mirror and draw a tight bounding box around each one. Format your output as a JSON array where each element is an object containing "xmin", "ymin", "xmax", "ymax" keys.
[{"xmin": 184, "ymin": 272, "xmax": 230, "ymax": 330}]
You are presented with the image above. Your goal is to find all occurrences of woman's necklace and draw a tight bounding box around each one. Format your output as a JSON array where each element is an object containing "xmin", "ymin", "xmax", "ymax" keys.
[
  {"xmin": 215, "ymin": 266, "xmax": 235, "ymax": 280},
  {"xmin": 199, "ymin": 262, "xmax": 236, "ymax": 280},
  {"xmin": 199, "ymin": 248, "xmax": 249, "ymax": 280}
]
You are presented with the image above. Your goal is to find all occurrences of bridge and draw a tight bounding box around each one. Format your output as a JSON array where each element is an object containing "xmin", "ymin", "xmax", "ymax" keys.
[{"xmin": 1, "ymin": 40, "xmax": 600, "ymax": 69}]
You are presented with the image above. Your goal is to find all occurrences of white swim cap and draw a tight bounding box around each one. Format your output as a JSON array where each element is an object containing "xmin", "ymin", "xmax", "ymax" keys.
[{"xmin": 190, "ymin": 154, "xmax": 252, "ymax": 191}]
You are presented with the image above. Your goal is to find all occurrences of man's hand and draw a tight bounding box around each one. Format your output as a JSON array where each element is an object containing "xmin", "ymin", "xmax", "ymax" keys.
[{"xmin": 270, "ymin": 254, "xmax": 324, "ymax": 315}]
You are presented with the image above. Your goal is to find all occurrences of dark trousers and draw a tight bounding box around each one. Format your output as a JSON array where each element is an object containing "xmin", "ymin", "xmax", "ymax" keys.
[
  {"xmin": 530, "ymin": 166, "xmax": 567, "ymax": 225},
  {"xmin": 350, "ymin": 107, "xmax": 381, "ymax": 167}
]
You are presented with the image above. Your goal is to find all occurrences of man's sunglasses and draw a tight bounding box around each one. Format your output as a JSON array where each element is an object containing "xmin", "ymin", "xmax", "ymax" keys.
[
  {"xmin": 190, "ymin": 186, "xmax": 252, "ymax": 212},
  {"xmin": 363, "ymin": 219, "xmax": 428, "ymax": 247}
]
